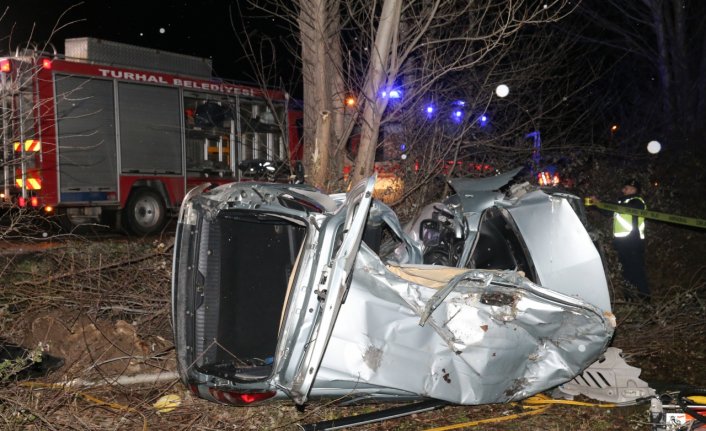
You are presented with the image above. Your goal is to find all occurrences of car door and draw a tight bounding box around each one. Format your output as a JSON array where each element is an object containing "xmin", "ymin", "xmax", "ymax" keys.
[{"xmin": 276, "ymin": 175, "xmax": 376, "ymax": 405}]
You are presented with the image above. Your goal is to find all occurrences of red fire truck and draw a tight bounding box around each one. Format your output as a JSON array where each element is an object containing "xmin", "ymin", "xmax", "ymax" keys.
[{"xmin": 0, "ymin": 37, "xmax": 302, "ymax": 234}]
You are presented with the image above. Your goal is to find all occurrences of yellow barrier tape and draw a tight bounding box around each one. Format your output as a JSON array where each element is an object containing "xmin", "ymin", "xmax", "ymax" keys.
[
  {"xmin": 521, "ymin": 397, "xmax": 616, "ymax": 408},
  {"xmin": 424, "ymin": 394, "xmax": 552, "ymax": 431},
  {"xmin": 423, "ymin": 393, "xmax": 623, "ymax": 431},
  {"xmin": 584, "ymin": 198, "xmax": 706, "ymax": 229}
]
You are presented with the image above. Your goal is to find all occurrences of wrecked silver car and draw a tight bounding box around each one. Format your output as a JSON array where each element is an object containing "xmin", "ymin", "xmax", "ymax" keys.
[{"xmin": 171, "ymin": 169, "xmax": 615, "ymax": 406}]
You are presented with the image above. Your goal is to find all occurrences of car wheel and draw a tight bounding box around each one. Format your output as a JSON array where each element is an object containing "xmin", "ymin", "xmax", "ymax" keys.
[{"xmin": 125, "ymin": 188, "xmax": 166, "ymax": 235}]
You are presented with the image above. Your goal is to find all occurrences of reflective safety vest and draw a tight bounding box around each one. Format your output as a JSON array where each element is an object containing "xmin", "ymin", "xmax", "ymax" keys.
[{"xmin": 613, "ymin": 196, "xmax": 646, "ymax": 239}]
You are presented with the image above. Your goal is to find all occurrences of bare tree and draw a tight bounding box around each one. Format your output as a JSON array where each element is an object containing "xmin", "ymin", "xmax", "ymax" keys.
[
  {"xmin": 251, "ymin": 1, "xmax": 601, "ymax": 191},
  {"xmin": 577, "ymin": 0, "xmax": 706, "ymax": 151}
]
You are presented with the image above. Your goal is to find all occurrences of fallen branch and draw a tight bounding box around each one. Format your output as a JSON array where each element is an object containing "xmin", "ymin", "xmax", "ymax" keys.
[{"xmin": 49, "ymin": 371, "xmax": 179, "ymax": 389}]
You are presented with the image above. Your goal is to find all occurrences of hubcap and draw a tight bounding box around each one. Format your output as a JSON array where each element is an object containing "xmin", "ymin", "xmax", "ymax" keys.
[{"xmin": 134, "ymin": 196, "xmax": 161, "ymax": 228}]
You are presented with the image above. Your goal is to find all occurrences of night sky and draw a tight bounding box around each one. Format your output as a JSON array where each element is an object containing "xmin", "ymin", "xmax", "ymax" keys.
[{"xmin": 0, "ymin": 0, "xmax": 289, "ymax": 82}]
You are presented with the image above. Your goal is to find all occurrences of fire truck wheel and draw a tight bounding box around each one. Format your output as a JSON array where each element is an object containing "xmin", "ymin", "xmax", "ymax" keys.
[{"xmin": 125, "ymin": 188, "xmax": 166, "ymax": 235}]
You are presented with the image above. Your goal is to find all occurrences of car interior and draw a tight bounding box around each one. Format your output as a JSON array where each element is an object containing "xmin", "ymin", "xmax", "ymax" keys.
[{"xmin": 194, "ymin": 210, "xmax": 306, "ymax": 381}]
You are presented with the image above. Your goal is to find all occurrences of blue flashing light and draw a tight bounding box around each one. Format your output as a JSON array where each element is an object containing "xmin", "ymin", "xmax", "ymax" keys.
[
  {"xmin": 381, "ymin": 88, "xmax": 402, "ymax": 99},
  {"xmin": 452, "ymin": 110, "xmax": 464, "ymax": 122},
  {"xmin": 400, "ymin": 143, "xmax": 407, "ymax": 151},
  {"xmin": 424, "ymin": 104, "xmax": 435, "ymax": 119},
  {"xmin": 454, "ymin": 110, "xmax": 463, "ymax": 118},
  {"xmin": 454, "ymin": 100, "xmax": 466, "ymax": 106}
]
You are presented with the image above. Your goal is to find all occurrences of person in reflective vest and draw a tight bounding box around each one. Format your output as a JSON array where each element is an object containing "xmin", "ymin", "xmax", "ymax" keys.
[{"xmin": 611, "ymin": 179, "xmax": 649, "ymax": 302}]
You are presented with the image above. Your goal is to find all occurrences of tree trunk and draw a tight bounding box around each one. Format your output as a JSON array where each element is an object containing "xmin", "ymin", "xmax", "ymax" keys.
[
  {"xmin": 669, "ymin": 0, "xmax": 690, "ymax": 138},
  {"xmin": 696, "ymin": 21, "xmax": 706, "ymax": 126},
  {"xmin": 298, "ymin": 0, "xmax": 338, "ymax": 190},
  {"xmin": 327, "ymin": 3, "xmax": 348, "ymax": 188},
  {"xmin": 646, "ymin": 0, "xmax": 673, "ymax": 128},
  {"xmin": 350, "ymin": 0, "xmax": 402, "ymax": 185}
]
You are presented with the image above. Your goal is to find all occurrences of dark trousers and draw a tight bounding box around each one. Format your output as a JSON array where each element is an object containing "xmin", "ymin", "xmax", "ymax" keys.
[{"xmin": 613, "ymin": 235, "xmax": 650, "ymax": 300}]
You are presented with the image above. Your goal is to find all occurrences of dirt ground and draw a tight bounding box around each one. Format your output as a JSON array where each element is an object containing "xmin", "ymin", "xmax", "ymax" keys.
[
  {"xmin": 0, "ymin": 230, "xmax": 704, "ymax": 430},
  {"xmin": 22, "ymin": 310, "xmax": 173, "ymax": 379}
]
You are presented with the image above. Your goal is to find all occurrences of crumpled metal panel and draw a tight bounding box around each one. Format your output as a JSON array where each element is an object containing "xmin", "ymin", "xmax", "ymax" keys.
[
  {"xmin": 315, "ymin": 245, "xmax": 615, "ymax": 405},
  {"xmin": 506, "ymin": 189, "xmax": 611, "ymax": 312}
]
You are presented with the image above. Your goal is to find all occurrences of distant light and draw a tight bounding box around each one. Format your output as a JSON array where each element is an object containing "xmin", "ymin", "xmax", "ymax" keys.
[
  {"xmin": 538, "ymin": 171, "xmax": 560, "ymax": 186},
  {"xmin": 610, "ymin": 124, "xmax": 619, "ymax": 133},
  {"xmin": 425, "ymin": 105, "xmax": 434, "ymax": 114},
  {"xmin": 345, "ymin": 96, "xmax": 356, "ymax": 107},
  {"xmin": 454, "ymin": 110, "xmax": 463, "ymax": 118},
  {"xmin": 479, "ymin": 114, "xmax": 489, "ymax": 126},
  {"xmin": 495, "ymin": 84, "xmax": 509, "ymax": 98},
  {"xmin": 647, "ymin": 140, "xmax": 661, "ymax": 154},
  {"xmin": 159, "ymin": 27, "xmax": 166, "ymax": 34},
  {"xmin": 399, "ymin": 143, "xmax": 407, "ymax": 151}
]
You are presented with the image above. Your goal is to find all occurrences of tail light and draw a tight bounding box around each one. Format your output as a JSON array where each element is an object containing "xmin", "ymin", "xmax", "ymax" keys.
[
  {"xmin": 41, "ymin": 58, "xmax": 52, "ymax": 69},
  {"xmin": 0, "ymin": 59, "xmax": 10, "ymax": 73},
  {"xmin": 208, "ymin": 388, "xmax": 276, "ymax": 405},
  {"xmin": 30, "ymin": 196, "xmax": 39, "ymax": 207}
]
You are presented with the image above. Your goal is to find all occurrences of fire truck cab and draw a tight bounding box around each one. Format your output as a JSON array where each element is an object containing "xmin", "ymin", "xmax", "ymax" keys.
[{"xmin": 0, "ymin": 37, "xmax": 300, "ymax": 234}]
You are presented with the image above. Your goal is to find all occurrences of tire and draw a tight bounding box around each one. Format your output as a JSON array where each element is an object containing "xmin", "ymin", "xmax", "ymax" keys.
[
  {"xmin": 125, "ymin": 188, "xmax": 166, "ymax": 235},
  {"xmin": 54, "ymin": 209, "xmax": 77, "ymax": 234},
  {"xmin": 54, "ymin": 208, "xmax": 107, "ymax": 236}
]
